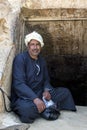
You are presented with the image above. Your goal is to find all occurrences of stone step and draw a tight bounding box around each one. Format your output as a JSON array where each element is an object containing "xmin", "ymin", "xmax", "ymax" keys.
[{"xmin": 0, "ymin": 123, "xmax": 30, "ymax": 130}]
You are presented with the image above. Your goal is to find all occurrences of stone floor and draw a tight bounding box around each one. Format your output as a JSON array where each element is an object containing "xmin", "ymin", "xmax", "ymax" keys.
[{"xmin": 0, "ymin": 106, "xmax": 87, "ymax": 130}]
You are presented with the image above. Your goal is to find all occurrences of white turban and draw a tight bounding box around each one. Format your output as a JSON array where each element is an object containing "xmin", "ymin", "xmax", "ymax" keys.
[{"xmin": 25, "ymin": 31, "xmax": 44, "ymax": 47}]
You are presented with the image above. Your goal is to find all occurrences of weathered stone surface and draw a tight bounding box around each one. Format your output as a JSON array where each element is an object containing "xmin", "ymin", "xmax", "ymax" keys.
[
  {"xmin": 0, "ymin": 123, "xmax": 30, "ymax": 130},
  {"xmin": 0, "ymin": 45, "xmax": 15, "ymax": 112},
  {"xmin": 23, "ymin": 0, "xmax": 87, "ymax": 9},
  {"xmin": 0, "ymin": 0, "xmax": 11, "ymax": 18},
  {"xmin": 0, "ymin": 0, "xmax": 22, "ymax": 112},
  {"xmin": 21, "ymin": 8, "xmax": 87, "ymax": 20},
  {"xmin": 0, "ymin": 19, "xmax": 10, "ymax": 45}
]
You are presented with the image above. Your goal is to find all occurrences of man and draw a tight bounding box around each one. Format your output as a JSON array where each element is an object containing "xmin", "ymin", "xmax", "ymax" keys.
[{"xmin": 11, "ymin": 31, "xmax": 76, "ymax": 123}]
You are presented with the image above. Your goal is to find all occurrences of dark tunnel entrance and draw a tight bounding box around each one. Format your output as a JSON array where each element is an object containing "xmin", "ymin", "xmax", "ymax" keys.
[{"xmin": 45, "ymin": 54, "xmax": 87, "ymax": 106}]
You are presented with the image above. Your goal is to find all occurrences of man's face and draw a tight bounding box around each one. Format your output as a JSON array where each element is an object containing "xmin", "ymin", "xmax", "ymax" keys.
[{"xmin": 28, "ymin": 39, "xmax": 41, "ymax": 59}]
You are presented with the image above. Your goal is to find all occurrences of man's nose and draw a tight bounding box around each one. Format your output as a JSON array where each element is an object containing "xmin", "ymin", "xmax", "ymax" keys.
[{"xmin": 34, "ymin": 45, "xmax": 37, "ymax": 48}]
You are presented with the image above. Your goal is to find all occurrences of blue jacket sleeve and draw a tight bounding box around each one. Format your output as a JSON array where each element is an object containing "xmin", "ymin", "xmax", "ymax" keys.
[{"xmin": 12, "ymin": 54, "xmax": 38, "ymax": 101}]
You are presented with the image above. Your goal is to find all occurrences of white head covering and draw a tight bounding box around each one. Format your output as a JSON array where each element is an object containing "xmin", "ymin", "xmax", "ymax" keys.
[{"xmin": 25, "ymin": 31, "xmax": 44, "ymax": 47}]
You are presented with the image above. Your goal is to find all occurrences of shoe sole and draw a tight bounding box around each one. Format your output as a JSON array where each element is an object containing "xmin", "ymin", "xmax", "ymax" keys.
[{"xmin": 0, "ymin": 123, "xmax": 30, "ymax": 130}]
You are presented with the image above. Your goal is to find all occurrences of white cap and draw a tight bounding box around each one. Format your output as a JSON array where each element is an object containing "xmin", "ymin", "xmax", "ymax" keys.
[{"xmin": 25, "ymin": 31, "xmax": 44, "ymax": 47}]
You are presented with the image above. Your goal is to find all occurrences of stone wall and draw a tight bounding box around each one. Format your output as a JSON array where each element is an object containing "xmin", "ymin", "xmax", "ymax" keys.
[
  {"xmin": 23, "ymin": 0, "xmax": 87, "ymax": 9},
  {"xmin": 0, "ymin": 0, "xmax": 23, "ymax": 112}
]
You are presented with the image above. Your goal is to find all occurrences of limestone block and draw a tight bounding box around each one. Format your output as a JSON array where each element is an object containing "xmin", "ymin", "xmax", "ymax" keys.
[
  {"xmin": 23, "ymin": 0, "xmax": 87, "ymax": 9},
  {"xmin": 0, "ymin": 0, "xmax": 22, "ymax": 113},
  {"xmin": 0, "ymin": 44, "xmax": 16, "ymax": 112},
  {"xmin": 21, "ymin": 8, "xmax": 87, "ymax": 21},
  {"xmin": 0, "ymin": 18, "xmax": 10, "ymax": 45},
  {"xmin": 0, "ymin": 0, "xmax": 11, "ymax": 18}
]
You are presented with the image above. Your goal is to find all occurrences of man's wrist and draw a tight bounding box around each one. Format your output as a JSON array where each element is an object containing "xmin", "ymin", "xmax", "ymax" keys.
[{"xmin": 33, "ymin": 98, "xmax": 39, "ymax": 103}]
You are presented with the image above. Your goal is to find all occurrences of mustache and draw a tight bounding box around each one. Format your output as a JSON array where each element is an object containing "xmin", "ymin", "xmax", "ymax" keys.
[{"xmin": 32, "ymin": 49, "xmax": 39, "ymax": 51}]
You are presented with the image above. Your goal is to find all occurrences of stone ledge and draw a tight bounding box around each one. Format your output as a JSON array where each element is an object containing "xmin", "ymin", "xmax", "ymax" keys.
[
  {"xmin": 21, "ymin": 8, "xmax": 87, "ymax": 21},
  {"xmin": 22, "ymin": 0, "xmax": 87, "ymax": 9}
]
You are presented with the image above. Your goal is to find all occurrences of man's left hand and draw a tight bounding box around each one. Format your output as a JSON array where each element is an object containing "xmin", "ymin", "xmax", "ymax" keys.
[{"xmin": 43, "ymin": 91, "xmax": 51, "ymax": 100}]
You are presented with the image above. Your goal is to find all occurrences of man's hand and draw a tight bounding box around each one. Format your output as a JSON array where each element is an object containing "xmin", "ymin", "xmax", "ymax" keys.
[
  {"xmin": 33, "ymin": 98, "xmax": 46, "ymax": 113},
  {"xmin": 43, "ymin": 91, "xmax": 51, "ymax": 100}
]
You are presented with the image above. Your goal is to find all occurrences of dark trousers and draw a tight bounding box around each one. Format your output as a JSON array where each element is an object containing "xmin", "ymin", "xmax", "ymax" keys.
[{"xmin": 12, "ymin": 87, "xmax": 76, "ymax": 123}]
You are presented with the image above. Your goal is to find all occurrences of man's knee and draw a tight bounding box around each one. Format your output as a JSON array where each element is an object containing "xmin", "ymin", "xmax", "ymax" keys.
[
  {"xmin": 13, "ymin": 100, "xmax": 39, "ymax": 123},
  {"xmin": 20, "ymin": 105, "xmax": 39, "ymax": 123},
  {"xmin": 56, "ymin": 87, "xmax": 71, "ymax": 96},
  {"xmin": 53, "ymin": 87, "xmax": 72, "ymax": 102},
  {"xmin": 63, "ymin": 87, "xmax": 71, "ymax": 96},
  {"xmin": 20, "ymin": 114, "xmax": 35, "ymax": 123}
]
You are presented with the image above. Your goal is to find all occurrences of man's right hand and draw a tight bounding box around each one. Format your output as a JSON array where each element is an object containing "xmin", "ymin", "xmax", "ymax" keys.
[{"xmin": 33, "ymin": 98, "xmax": 46, "ymax": 113}]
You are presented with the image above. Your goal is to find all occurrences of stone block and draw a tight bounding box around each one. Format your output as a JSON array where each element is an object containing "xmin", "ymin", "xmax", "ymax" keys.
[{"xmin": 0, "ymin": 45, "xmax": 15, "ymax": 112}]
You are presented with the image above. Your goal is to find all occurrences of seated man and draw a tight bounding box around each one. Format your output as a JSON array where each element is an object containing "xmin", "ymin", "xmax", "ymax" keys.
[{"xmin": 11, "ymin": 31, "xmax": 76, "ymax": 123}]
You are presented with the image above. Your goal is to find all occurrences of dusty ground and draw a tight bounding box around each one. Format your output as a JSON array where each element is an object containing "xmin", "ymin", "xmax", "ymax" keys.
[{"xmin": 0, "ymin": 106, "xmax": 87, "ymax": 130}]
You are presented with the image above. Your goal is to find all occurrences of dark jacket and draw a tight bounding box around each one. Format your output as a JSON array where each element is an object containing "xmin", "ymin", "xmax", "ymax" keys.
[{"xmin": 11, "ymin": 51, "xmax": 53, "ymax": 105}]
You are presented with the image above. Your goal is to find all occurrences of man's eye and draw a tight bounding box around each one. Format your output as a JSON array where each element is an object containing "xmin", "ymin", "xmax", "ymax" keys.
[{"xmin": 30, "ymin": 44, "xmax": 35, "ymax": 46}]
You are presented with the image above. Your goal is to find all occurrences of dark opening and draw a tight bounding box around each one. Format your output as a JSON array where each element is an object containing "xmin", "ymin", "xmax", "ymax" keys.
[{"xmin": 45, "ymin": 54, "xmax": 87, "ymax": 106}]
